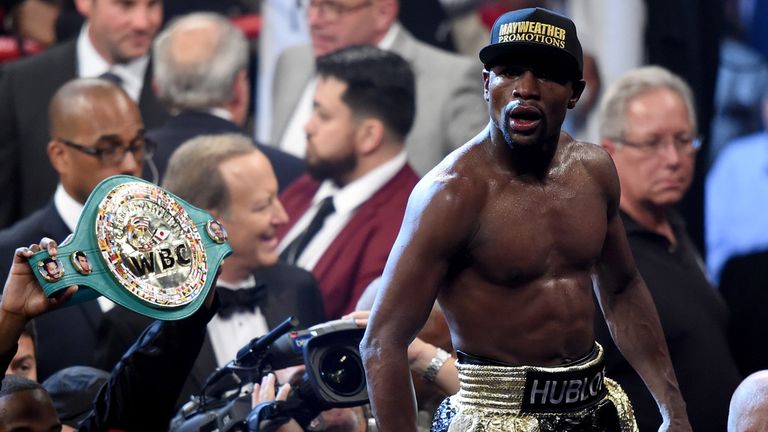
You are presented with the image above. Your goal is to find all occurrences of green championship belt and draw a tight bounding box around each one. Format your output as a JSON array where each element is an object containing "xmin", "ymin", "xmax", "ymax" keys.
[{"xmin": 28, "ymin": 175, "xmax": 232, "ymax": 320}]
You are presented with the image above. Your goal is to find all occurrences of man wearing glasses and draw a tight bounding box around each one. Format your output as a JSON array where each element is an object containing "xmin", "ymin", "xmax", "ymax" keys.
[
  {"xmin": 0, "ymin": 0, "xmax": 167, "ymax": 230},
  {"xmin": 269, "ymin": 0, "xmax": 487, "ymax": 176},
  {"xmin": 596, "ymin": 66, "xmax": 741, "ymax": 431},
  {"xmin": 0, "ymin": 77, "xmax": 148, "ymax": 381}
]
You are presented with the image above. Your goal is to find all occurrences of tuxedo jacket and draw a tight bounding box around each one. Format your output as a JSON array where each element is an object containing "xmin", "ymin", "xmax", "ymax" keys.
[
  {"xmin": 0, "ymin": 201, "xmax": 103, "ymax": 381},
  {"xmin": 0, "ymin": 39, "xmax": 169, "ymax": 228},
  {"xmin": 147, "ymin": 111, "xmax": 305, "ymax": 191},
  {"xmin": 270, "ymin": 26, "xmax": 487, "ymax": 175},
  {"xmin": 276, "ymin": 165, "xmax": 420, "ymax": 319},
  {"xmin": 95, "ymin": 262, "xmax": 326, "ymax": 405}
]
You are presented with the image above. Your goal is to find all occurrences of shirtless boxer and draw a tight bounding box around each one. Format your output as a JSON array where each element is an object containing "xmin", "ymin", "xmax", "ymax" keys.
[{"xmin": 361, "ymin": 7, "xmax": 691, "ymax": 432}]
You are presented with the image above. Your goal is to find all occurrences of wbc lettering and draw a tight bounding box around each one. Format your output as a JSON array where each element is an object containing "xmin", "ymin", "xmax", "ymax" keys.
[
  {"xmin": 97, "ymin": 181, "xmax": 209, "ymax": 308},
  {"xmin": 127, "ymin": 243, "xmax": 192, "ymax": 277}
]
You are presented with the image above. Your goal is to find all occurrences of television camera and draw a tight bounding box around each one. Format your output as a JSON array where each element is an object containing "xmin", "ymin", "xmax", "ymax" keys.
[{"xmin": 170, "ymin": 316, "xmax": 369, "ymax": 431}]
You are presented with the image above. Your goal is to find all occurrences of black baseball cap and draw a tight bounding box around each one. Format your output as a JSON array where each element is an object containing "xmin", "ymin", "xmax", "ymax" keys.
[
  {"xmin": 42, "ymin": 366, "xmax": 111, "ymax": 427},
  {"xmin": 479, "ymin": 7, "xmax": 583, "ymax": 80}
]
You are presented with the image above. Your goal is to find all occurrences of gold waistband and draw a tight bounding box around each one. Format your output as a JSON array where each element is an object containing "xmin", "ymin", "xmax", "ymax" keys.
[{"xmin": 455, "ymin": 343, "xmax": 605, "ymax": 413}]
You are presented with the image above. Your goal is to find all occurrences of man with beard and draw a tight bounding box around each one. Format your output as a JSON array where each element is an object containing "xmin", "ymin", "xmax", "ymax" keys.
[
  {"xmin": 361, "ymin": 8, "xmax": 690, "ymax": 432},
  {"xmin": 268, "ymin": 0, "xmax": 486, "ymax": 176},
  {"xmin": 276, "ymin": 46, "xmax": 419, "ymax": 319}
]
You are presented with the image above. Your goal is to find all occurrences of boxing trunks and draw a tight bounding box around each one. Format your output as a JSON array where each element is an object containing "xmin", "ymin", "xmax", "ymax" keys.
[{"xmin": 431, "ymin": 343, "xmax": 637, "ymax": 432}]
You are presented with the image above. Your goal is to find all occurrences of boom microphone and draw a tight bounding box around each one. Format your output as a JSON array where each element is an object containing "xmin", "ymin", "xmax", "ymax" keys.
[{"xmin": 235, "ymin": 316, "xmax": 300, "ymax": 368}]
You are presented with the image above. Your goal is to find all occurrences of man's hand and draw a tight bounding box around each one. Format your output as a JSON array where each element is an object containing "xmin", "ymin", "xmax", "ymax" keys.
[
  {"xmin": 251, "ymin": 373, "xmax": 302, "ymax": 432},
  {"xmin": 342, "ymin": 310, "xmax": 370, "ymax": 328},
  {"xmin": 1, "ymin": 238, "xmax": 77, "ymax": 320},
  {"xmin": 0, "ymin": 238, "xmax": 78, "ymax": 356}
]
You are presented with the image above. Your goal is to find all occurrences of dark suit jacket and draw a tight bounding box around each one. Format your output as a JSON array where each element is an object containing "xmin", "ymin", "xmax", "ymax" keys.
[
  {"xmin": 276, "ymin": 165, "xmax": 420, "ymax": 319},
  {"xmin": 147, "ymin": 111, "xmax": 304, "ymax": 191},
  {"xmin": 0, "ymin": 38, "xmax": 169, "ymax": 228},
  {"xmin": 0, "ymin": 201, "xmax": 103, "ymax": 381},
  {"xmin": 94, "ymin": 262, "xmax": 326, "ymax": 406}
]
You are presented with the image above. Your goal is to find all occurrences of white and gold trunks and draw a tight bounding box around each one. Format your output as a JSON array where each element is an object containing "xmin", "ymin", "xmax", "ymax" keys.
[{"xmin": 432, "ymin": 343, "xmax": 637, "ymax": 432}]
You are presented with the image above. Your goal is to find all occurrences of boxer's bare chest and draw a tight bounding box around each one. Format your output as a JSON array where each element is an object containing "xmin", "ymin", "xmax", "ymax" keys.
[{"xmin": 468, "ymin": 166, "xmax": 608, "ymax": 285}]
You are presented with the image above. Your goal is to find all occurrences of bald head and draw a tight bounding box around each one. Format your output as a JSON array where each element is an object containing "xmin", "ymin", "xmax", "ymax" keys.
[
  {"xmin": 729, "ymin": 371, "xmax": 768, "ymax": 431},
  {"xmin": 49, "ymin": 78, "xmax": 137, "ymax": 140},
  {"xmin": 47, "ymin": 78, "xmax": 145, "ymax": 203},
  {"xmin": 153, "ymin": 12, "xmax": 249, "ymax": 113},
  {"xmin": 167, "ymin": 17, "xmax": 222, "ymax": 65},
  {"xmin": 0, "ymin": 375, "xmax": 60, "ymax": 431}
]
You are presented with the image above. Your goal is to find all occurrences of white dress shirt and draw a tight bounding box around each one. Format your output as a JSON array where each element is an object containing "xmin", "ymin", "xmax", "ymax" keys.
[
  {"xmin": 207, "ymin": 275, "xmax": 270, "ymax": 367},
  {"xmin": 277, "ymin": 151, "xmax": 407, "ymax": 270},
  {"xmin": 76, "ymin": 24, "xmax": 149, "ymax": 102}
]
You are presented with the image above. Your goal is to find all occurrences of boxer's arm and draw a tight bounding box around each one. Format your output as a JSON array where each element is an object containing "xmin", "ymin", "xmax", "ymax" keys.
[
  {"xmin": 592, "ymin": 158, "xmax": 691, "ymax": 431},
  {"xmin": 361, "ymin": 176, "xmax": 477, "ymax": 432},
  {"xmin": 347, "ymin": 310, "xmax": 460, "ymax": 396}
]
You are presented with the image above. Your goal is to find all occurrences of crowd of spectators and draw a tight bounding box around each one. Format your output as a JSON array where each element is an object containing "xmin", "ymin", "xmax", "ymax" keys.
[{"xmin": 0, "ymin": 0, "xmax": 768, "ymax": 430}]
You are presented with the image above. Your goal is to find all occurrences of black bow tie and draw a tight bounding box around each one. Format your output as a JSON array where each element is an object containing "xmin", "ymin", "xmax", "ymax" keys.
[{"xmin": 217, "ymin": 284, "xmax": 267, "ymax": 319}]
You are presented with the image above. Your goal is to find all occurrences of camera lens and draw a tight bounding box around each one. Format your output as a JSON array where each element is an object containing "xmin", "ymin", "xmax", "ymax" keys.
[{"xmin": 319, "ymin": 347, "xmax": 365, "ymax": 396}]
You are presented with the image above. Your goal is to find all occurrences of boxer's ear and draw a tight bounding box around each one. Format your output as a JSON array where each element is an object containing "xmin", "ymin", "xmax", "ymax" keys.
[{"xmin": 568, "ymin": 79, "xmax": 586, "ymax": 109}]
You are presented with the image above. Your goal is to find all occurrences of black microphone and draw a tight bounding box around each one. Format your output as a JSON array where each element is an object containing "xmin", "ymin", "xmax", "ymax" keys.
[
  {"xmin": 234, "ymin": 316, "xmax": 300, "ymax": 368},
  {"xmin": 200, "ymin": 316, "xmax": 300, "ymax": 398}
]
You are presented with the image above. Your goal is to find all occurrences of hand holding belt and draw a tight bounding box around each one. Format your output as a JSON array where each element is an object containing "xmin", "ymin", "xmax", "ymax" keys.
[{"xmin": 27, "ymin": 175, "xmax": 232, "ymax": 321}]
